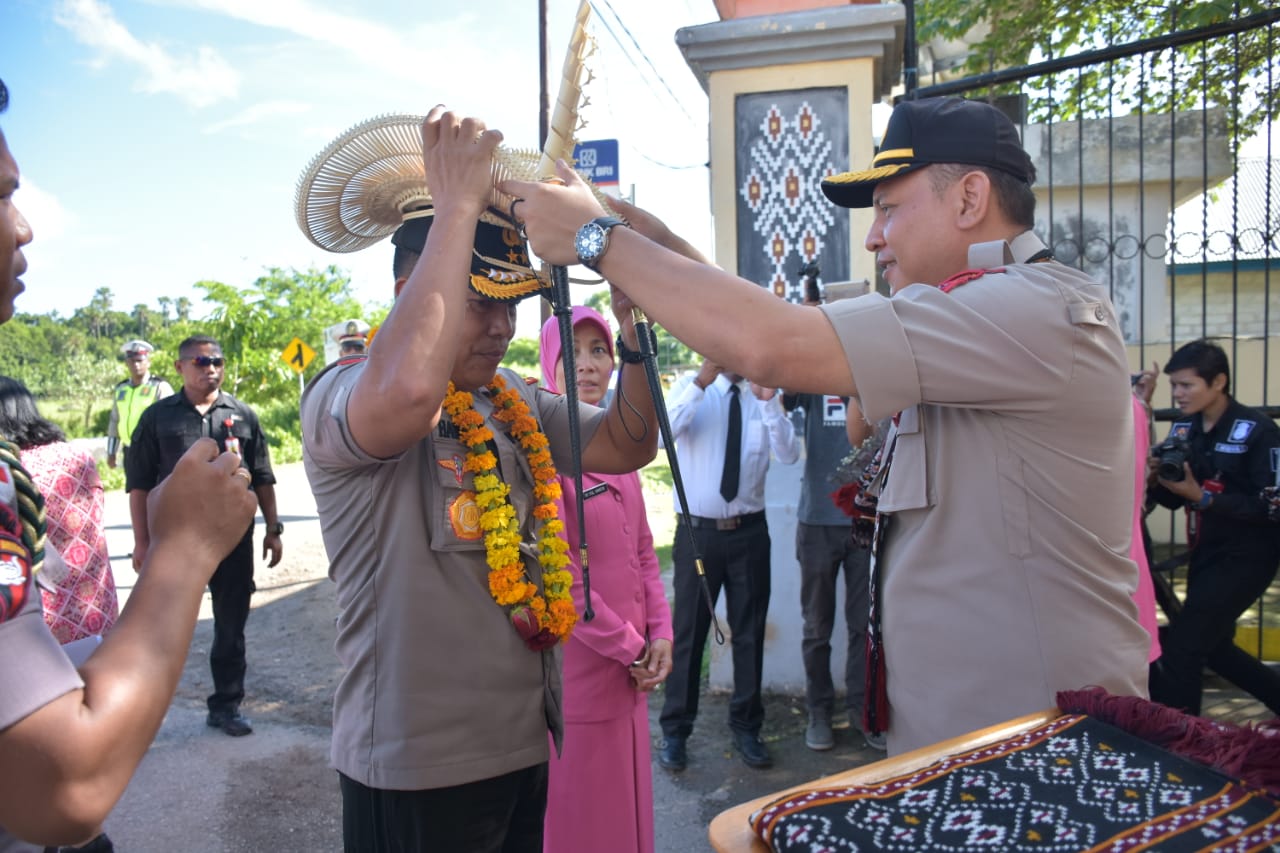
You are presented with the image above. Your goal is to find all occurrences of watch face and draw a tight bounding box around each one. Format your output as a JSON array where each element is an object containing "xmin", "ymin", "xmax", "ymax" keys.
[{"xmin": 575, "ymin": 223, "xmax": 606, "ymax": 263}]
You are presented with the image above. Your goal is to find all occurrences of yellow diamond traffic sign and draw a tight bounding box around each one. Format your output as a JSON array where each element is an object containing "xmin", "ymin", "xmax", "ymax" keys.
[{"xmin": 281, "ymin": 337, "xmax": 317, "ymax": 374}]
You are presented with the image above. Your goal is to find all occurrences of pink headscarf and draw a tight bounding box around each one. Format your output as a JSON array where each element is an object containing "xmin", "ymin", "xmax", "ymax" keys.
[{"xmin": 539, "ymin": 305, "xmax": 614, "ymax": 394}]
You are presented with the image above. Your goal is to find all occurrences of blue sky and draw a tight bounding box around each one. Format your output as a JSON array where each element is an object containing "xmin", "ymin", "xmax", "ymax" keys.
[{"xmin": 3, "ymin": 0, "xmax": 718, "ymax": 336}]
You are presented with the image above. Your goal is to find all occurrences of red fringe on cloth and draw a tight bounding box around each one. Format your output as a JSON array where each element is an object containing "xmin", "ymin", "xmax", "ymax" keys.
[{"xmin": 1058, "ymin": 687, "xmax": 1280, "ymax": 798}]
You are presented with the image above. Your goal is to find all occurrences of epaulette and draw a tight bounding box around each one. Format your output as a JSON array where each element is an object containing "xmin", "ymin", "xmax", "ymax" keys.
[
  {"xmin": 939, "ymin": 267, "xmax": 1005, "ymax": 294},
  {"xmin": 524, "ymin": 376, "xmax": 538, "ymax": 386}
]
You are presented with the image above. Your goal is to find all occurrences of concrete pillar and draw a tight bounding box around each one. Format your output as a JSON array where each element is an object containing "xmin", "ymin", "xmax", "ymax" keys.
[{"xmin": 677, "ymin": 4, "xmax": 902, "ymax": 695}]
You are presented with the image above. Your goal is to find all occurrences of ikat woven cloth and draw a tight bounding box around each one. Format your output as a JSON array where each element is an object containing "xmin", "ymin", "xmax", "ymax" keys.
[{"xmin": 750, "ymin": 714, "xmax": 1280, "ymax": 851}]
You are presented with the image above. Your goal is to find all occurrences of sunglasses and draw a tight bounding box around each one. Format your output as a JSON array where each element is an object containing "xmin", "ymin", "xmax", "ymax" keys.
[{"xmin": 184, "ymin": 356, "xmax": 225, "ymax": 368}]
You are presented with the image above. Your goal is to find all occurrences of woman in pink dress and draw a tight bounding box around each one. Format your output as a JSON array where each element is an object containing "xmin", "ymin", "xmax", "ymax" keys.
[
  {"xmin": 539, "ymin": 306, "xmax": 674, "ymax": 853},
  {"xmin": 0, "ymin": 376, "xmax": 118, "ymax": 643}
]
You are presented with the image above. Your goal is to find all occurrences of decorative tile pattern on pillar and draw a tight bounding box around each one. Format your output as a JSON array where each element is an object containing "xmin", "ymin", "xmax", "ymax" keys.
[{"xmin": 735, "ymin": 87, "xmax": 850, "ymax": 301}]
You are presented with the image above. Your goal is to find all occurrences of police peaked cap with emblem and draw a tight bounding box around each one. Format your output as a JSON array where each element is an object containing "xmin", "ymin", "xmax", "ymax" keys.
[
  {"xmin": 121, "ymin": 339, "xmax": 155, "ymax": 356},
  {"xmin": 822, "ymin": 97, "xmax": 1036, "ymax": 210},
  {"xmin": 294, "ymin": 114, "xmax": 550, "ymax": 302}
]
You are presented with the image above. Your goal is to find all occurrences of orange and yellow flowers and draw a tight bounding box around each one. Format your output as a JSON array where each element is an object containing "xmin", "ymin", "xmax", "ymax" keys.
[{"xmin": 442, "ymin": 375, "xmax": 576, "ymax": 650}]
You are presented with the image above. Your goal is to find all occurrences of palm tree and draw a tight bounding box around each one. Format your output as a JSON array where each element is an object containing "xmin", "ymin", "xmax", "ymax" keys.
[{"xmin": 88, "ymin": 287, "xmax": 114, "ymax": 339}]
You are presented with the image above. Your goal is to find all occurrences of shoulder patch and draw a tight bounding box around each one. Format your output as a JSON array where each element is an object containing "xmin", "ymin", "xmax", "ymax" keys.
[
  {"xmin": 524, "ymin": 376, "xmax": 538, "ymax": 386},
  {"xmin": 939, "ymin": 267, "xmax": 1005, "ymax": 294},
  {"xmin": 1228, "ymin": 419, "xmax": 1256, "ymax": 442}
]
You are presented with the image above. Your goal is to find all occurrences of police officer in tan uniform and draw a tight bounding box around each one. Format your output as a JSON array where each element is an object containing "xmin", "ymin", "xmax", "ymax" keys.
[
  {"xmin": 501, "ymin": 96, "xmax": 1150, "ymax": 756},
  {"xmin": 298, "ymin": 110, "xmax": 660, "ymax": 853}
]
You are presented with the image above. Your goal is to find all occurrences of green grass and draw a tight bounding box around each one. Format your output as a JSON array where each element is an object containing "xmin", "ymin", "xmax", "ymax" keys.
[{"xmin": 639, "ymin": 457, "xmax": 676, "ymax": 574}]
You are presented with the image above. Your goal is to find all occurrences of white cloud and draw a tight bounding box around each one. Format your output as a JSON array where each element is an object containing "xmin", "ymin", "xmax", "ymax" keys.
[
  {"xmin": 168, "ymin": 0, "xmax": 496, "ymax": 88},
  {"xmin": 15, "ymin": 178, "xmax": 72, "ymax": 244},
  {"xmin": 54, "ymin": 0, "xmax": 240, "ymax": 108},
  {"xmin": 203, "ymin": 100, "xmax": 312, "ymax": 134}
]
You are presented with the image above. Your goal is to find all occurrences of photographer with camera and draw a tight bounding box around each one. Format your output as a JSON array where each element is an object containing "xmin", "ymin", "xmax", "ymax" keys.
[{"xmin": 1147, "ymin": 339, "xmax": 1280, "ymax": 717}]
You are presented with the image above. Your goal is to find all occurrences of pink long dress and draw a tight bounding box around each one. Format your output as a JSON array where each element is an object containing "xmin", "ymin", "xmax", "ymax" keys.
[
  {"xmin": 25, "ymin": 442, "xmax": 118, "ymax": 643},
  {"xmin": 544, "ymin": 470, "xmax": 674, "ymax": 853}
]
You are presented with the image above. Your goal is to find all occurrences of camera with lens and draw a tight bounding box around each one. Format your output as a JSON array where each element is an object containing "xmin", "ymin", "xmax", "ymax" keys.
[{"xmin": 1153, "ymin": 436, "xmax": 1192, "ymax": 482}]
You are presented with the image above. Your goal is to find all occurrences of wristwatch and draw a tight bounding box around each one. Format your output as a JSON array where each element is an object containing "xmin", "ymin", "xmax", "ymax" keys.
[
  {"xmin": 267, "ymin": 522, "xmax": 285, "ymax": 536},
  {"xmin": 573, "ymin": 216, "xmax": 627, "ymax": 271}
]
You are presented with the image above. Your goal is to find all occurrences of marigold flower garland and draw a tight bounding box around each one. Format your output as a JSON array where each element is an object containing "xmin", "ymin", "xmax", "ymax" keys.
[{"xmin": 442, "ymin": 375, "xmax": 576, "ymax": 650}]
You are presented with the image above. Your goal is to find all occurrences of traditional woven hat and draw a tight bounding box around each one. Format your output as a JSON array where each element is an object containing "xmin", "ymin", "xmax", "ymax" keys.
[{"xmin": 295, "ymin": 113, "xmax": 570, "ymax": 301}]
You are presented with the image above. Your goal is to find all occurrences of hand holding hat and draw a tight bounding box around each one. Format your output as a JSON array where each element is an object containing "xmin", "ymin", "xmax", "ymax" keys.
[{"xmin": 421, "ymin": 107, "xmax": 503, "ymax": 221}]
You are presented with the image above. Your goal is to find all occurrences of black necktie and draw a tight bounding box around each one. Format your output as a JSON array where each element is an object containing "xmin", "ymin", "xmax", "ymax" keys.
[{"xmin": 720, "ymin": 384, "xmax": 742, "ymax": 503}]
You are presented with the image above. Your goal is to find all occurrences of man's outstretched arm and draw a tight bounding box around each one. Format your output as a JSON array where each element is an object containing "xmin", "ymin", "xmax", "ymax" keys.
[{"xmin": 0, "ymin": 439, "xmax": 257, "ymax": 845}]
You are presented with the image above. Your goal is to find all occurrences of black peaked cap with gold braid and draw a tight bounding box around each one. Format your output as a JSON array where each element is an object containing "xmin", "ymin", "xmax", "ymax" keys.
[
  {"xmin": 391, "ymin": 209, "xmax": 545, "ymax": 303},
  {"xmin": 821, "ymin": 97, "xmax": 1036, "ymax": 210}
]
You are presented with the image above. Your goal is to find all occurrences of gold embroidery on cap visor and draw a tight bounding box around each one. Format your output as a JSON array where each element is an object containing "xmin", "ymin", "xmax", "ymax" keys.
[{"xmin": 822, "ymin": 148, "xmax": 917, "ymax": 186}]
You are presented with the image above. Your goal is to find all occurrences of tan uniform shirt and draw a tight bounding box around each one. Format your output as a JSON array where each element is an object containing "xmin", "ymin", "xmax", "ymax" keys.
[
  {"xmin": 301, "ymin": 363, "xmax": 604, "ymax": 790},
  {"xmin": 821, "ymin": 231, "xmax": 1149, "ymax": 754}
]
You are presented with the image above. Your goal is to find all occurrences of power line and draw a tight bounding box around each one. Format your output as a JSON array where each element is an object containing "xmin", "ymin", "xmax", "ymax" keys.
[{"xmin": 589, "ymin": 0, "xmax": 698, "ymax": 125}]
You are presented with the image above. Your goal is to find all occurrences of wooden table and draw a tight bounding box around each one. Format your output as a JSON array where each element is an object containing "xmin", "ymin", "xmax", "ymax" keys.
[{"xmin": 707, "ymin": 709, "xmax": 1062, "ymax": 853}]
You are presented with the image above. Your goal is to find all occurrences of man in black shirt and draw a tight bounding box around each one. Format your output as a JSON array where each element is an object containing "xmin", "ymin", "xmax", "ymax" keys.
[
  {"xmin": 1148, "ymin": 338, "xmax": 1280, "ymax": 716},
  {"xmin": 125, "ymin": 335, "xmax": 283, "ymax": 736}
]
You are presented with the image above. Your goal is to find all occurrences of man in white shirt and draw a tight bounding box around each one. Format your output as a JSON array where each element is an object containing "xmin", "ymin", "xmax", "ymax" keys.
[{"xmin": 658, "ymin": 359, "xmax": 799, "ymax": 771}]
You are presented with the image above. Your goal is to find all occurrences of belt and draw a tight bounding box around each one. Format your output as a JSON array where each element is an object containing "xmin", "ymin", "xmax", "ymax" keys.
[{"xmin": 684, "ymin": 510, "xmax": 766, "ymax": 531}]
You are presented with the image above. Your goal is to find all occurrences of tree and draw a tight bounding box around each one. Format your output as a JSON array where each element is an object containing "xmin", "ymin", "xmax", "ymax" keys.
[
  {"xmin": 194, "ymin": 266, "xmax": 385, "ymax": 405},
  {"xmin": 916, "ymin": 0, "xmax": 1276, "ymax": 139},
  {"xmin": 133, "ymin": 303, "xmax": 151, "ymax": 339},
  {"xmin": 504, "ymin": 337, "xmax": 541, "ymax": 378},
  {"xmin": 59, "ymin": 352, "xmax": 119, "ymax": 434},
  {"xmin": 89, "ymin": 287, "xmax": 114, "ymax": 339},
  {"xmin": 157, "ymin": 296, "xmax": 172, "ymax": 327},
  {"xmin": 175, "ymin": 297, "xmax": 191, "ymax": 323}
]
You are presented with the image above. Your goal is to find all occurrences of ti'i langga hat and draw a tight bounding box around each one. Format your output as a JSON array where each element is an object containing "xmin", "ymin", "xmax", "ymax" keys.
[
  {"xmin": 821, "ymin": 97, "xmax": 1036, "ymax": 210},
  {"xmin": 295, "ymin": 114, "xmax": 552, "ymax": 302}
]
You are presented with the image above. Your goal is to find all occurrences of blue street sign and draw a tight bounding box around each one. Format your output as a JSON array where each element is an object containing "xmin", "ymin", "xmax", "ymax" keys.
[{"xmin": 573, "ymin": 139, "xmax": 620, "ymax": 186}]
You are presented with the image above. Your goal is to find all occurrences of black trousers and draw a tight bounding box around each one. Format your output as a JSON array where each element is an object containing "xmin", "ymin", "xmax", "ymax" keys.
[
  {"xmin": 339, "ymin": 764, "xmax": 548, "ymax": 853},
  {"xmin": 207, "ymin": 528, "xmax": 255, "ymax": 714},
  {"xmin": 1151, "ymin": 535, "xmax": 1280, "ymax": 716},
  {"xmin": 660, "ymin": 518, "xmax": 771, "ymax": 739}
]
